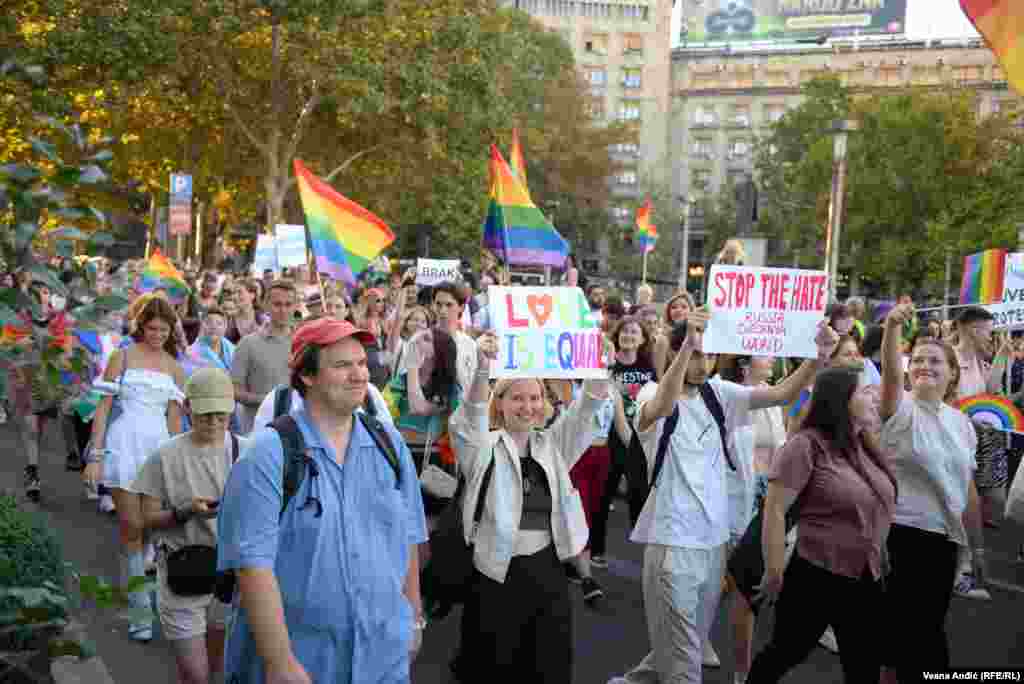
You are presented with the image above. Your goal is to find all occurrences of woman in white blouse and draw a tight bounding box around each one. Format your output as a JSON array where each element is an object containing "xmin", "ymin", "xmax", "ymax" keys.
[
  {"xmin": 449, "ymin": 331, "xmax": 611, "ymax": 682},
  {"xmin": 879, "ymin": 304, "xmax": 987, "ymax": 683}
]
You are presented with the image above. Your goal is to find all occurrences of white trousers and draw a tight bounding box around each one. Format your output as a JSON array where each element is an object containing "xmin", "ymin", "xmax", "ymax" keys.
[{"xmin": 622, "ymin": 543, "xmax": 727, "ymax": 684}]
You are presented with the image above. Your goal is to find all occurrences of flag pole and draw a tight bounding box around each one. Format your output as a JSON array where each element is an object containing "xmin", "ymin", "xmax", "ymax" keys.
[
  {"xmin": 642, "ymin": 250, "xmax": 648, "ymax": 284},
  {"xmin": 315, "ymin": 269, "xmax": 328, "ymax": 314}
]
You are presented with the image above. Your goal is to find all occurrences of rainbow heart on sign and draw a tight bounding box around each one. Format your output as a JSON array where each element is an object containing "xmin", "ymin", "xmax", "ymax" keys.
[{"xmin": 953, "ymin": 393, "xmax": 1024, "ymax": 433}]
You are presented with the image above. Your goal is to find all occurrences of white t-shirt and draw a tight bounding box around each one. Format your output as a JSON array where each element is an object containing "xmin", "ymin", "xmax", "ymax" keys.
[
  {"xmin": 880, "ymin": 395, "xmax": 978, "ymax": 545},
  {"xmin": 252, "ymin": 383, "xmax": 392, "ymax": 431},
  {"xmin": 631, "ymin": 376, "xmax": 753, "ymax": 549}
]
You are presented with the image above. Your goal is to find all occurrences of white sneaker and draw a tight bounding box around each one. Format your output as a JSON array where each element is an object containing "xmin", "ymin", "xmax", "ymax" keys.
[
  {"xmin": 703, "ymin": 642, "xmax": 721, "ymax": 667},
  {"xmin": 99, "ymin": 495, "xmax": 116, "ymax": 514},
  {"xmin": 953, "ymin": 573, "xmax": 992, "ymax": 601},
  {"xmin": 607, "ymin": 678, "xmax": 629, "ymax": 684},
  {"xmin": 818, "ymin": 626, "xmax": 839, "ymax": 653}
]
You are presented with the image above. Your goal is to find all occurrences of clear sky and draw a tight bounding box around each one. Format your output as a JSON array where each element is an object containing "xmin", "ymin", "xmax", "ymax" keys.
[{"xmin": 671, "ymin": 0, "xmax": 981, "ymax": 49}]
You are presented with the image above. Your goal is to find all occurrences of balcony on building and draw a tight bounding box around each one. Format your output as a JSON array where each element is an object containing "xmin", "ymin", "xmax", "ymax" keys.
[{"xmin": 691, "ymin": 106, "xmax": 719, "ymax": 129}]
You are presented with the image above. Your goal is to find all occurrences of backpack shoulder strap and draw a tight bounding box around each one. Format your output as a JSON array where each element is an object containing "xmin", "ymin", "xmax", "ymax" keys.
[
  {"xmin": 356, "ymin": 412, "xmax": 402, "ymax": 490},
  {"xmin": 362, "ymin": 390, "xmax": 378, "ymax": 417},
  {"xmin": 273, "ymin": 385, "xmax": 291, "ymax": 420},
  {"xmin": 472, "ymin": 455, "xmax": 497, "ymax": 524},
  {"xmin": 699, "ymin": 381, "xmax": 736, "ymax": 472},
  {"xmin": 270, "ymin": 414, "xmax": 306, "ymax": 518},
  {"xmin": 229, "ymin": 432, "xmax": 239, "ymax": 464},
  {"xmin": 650, "ymin": 404, "xmax": 680, "ymax": 488}
]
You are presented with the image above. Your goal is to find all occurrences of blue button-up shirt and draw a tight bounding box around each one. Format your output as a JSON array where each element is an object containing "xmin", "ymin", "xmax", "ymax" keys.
[{"xmin": 217, "ymin": 408, "xmax": 427, "ymax": 683}]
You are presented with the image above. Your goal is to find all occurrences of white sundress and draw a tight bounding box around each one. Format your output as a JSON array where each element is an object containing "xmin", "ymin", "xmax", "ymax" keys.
[{"xmin": 97, "ymin": 368, "xmax": 184, "ymax": 491}]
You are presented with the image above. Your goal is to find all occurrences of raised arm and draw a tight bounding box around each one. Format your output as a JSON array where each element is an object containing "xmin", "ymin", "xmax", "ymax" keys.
[
  {"xmin": 638, "ymin": 309, "xmax": 709, "ymax": 433},
  {"xmin": 448, "ymin": 332, "xmax": 499, "ymax": 481},
  {"xmin": 749, "ymin": 321, "xmax": 838, "ymax": 410},
  {"xmin": 988, "ymin": 333, "xmax": 1012, "ymax": 395},
  {"xmin": 880, "ymin": 304, "xmax": 912, "ymax": 421}
]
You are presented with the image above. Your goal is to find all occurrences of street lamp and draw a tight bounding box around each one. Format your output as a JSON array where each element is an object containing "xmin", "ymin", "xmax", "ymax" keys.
[
  {"xmin": 825, "ymin": 119, "xmax": 858, "ymax": 302},
  {"xmin": 678, "ymin": 195, "xmax": 696, "ymax": 292}
]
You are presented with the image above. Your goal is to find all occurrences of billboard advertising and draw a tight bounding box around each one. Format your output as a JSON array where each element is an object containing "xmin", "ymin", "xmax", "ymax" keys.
[{"xmin": 679, "ymin": 0, "xmax": 908, "ymax": 44}]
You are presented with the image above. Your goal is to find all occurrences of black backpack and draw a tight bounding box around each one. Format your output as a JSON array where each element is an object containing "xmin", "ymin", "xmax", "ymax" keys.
[
  {"xmin": 648, "ymin": 381, "xmax": 736, "ymax": 493},
  {"xmin": 213, "ymin": 389, "xmax": 401, "ymax": 602}
]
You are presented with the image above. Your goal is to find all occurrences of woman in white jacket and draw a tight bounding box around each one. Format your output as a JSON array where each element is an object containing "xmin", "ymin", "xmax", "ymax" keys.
[{"xmin": 449, "ymin": 331, "xmax": 611, "ymax": 683}]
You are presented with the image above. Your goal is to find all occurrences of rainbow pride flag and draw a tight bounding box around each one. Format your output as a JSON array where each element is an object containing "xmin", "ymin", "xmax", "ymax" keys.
[
  {"xmin": 960, "ymin": 249, "xmax": 1007, "ymax": 305},
  {"xmin": 136, "ymin": 249, "xmax": 190, "ymax": 303},
  {"xmin": 961, "ymin": 1, "xmax": 1024, "ymax": 95},
  {"xmin": 636, "ymin": 197, "xmax": 657, "ymax": 254},
  {"xmin": 294, "ymin": 159, "xmax": 395, "ymax": 287},
  {"xmin": 509, "ymin": 128, "xmax": 529, "ymax": 193},
  {"xmin": 482, "ymin": 145, "xmax": 568, "ymax": 269}
]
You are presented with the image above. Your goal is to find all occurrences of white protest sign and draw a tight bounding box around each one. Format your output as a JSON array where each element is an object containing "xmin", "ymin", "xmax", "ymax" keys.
[
  {"xmin": 987, "ymin": 253, "xmax": 1024, "ymax": 330},
  {"xmin": 489, "ymin": 286, "xmax": 607, "ymax": 379},
  {"xmin": 252, "ymin": 234, "xmax": 279, "ymax": 274},
  {"xmin": 275, "ymin": 224, "xmax": 307, "ymax": 268},
  {"xmin": 416, "ymin": 258, "xmax": 461, "ymax": 286},
  {"xmin": 704, "ymin": 265, "xmax": 829, "ymax": 358}
]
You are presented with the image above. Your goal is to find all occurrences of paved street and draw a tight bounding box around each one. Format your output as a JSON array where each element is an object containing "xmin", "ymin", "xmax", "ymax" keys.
[{"xmin": 2, "ymin": 419, "xmax": 1022, "ymax": 683}]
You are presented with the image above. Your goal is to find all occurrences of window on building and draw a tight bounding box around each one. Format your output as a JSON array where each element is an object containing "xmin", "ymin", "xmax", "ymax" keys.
[
  {"xmin": 691, "ymin": 169, "xmax": 712, "ymax": 191},
  {"xmin": 691, "ymin": 138, "xmax": 713, "ymax": 159},
  {"xmin": 641, "ymin": 5, "xmax": 649, "ymax": 20},
  {"xmin": 612, "ymin": 141, "xmax": 640, "ymax": 156},
  {"xmin": 692, "ymin": 105, "xmax": 718, "ymax": 127},
  {"xmin": 611, "ymin": 206, "xmax": 631, "ymax": 222},
  {"xmin": 879, "ymin": 67, "xmax": 902, "ymax": 86},
  {"xmin": 622, "ymin": 68, "xmax": 642, "ymax": 89},
  {"xmin": 729, "ymin": 104, "xmax": 751, "ymax": 127},
  {"xmin": 586, "ymin": 67, "xmax": 607, "ymax": 87},
  {"xmin": 763, "ymin": 103, "xmax": 786, "ymax": 124},
  {"xmin": 616, "ymin": 169, "xmax": 638, "ymax": 186},
  {"xmin": 623, "ymin": 34, "xmax": 644, "ymax": 55},
  {"xmin": 954, "ymin": 65, "xmax": 984, "ymax": 83},
  {"xmin": 618, "ymin": 101, "xmax": 641, "ymax": 121},
  {"xmin": 727, "ymin": 139, "xmax": 750, "ymax": 160},
  {"xmin": 584, "ymin": 33, "xmax": 608, "ymax": 55}
]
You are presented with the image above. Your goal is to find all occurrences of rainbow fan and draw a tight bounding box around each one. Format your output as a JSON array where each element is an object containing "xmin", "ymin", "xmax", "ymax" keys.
[{"xmin": 953, "ymin": 393, "xmax": 1024, "ymax": 433}]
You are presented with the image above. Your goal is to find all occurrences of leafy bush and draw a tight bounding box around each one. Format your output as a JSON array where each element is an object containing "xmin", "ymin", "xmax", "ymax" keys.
[{"xmin": 0, "ymin": 495, "xmax": 68, "ymax": 649}]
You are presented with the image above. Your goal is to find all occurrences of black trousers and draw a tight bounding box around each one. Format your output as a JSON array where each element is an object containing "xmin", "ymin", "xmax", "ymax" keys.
[
  {"xmin": 459, "ymin": 545, "xmax": 572, "ymax": 683},
  {"xmin": 883, "ymin": 523, "xmax": 959, "ymax": 681},
  {"xmin": 591, "ymin": 430, "xmax": 648, "ymax": 556},
  {"xmin": 748, "ymin": 554, "xmax": 885, "ymax": 684}
]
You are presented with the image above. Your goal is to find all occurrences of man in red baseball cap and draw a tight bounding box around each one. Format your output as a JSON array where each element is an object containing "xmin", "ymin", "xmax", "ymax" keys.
[{"xmin": 217, "ymin": 317, "xmax": 427, "ymax": 684}]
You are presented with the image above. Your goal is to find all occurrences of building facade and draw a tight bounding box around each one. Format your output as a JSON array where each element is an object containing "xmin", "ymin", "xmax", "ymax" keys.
[{"xmin": 670, "ymin": 37, "xmax": 1018, "ymax": 279}]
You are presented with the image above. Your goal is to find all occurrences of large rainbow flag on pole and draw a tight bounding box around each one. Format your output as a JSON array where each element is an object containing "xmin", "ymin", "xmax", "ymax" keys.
[
  {"xmin": 960, "ymin": 248, "xmax": 1007, "ymax": 305},
  {"xmin": 136, "ymin": 249, "xmax": 190, "ymax": 303},
  {"xmin": 509, "ymin": 128, "xmax": 529, "ymax": 193},
  {"xmin": 294, "ymin": 160, "xmax": 395, "ymax": 287},
  {"xmin": 960, "ymin": 1, "xmax": 1024, "ymax": 94},
  {"xmin": 482, "ymin": 145, "xmax": 568, "ymax": 269},
  {"xmin": 636, "ymin": 197, "xmax": 657, "ymax": 254}
]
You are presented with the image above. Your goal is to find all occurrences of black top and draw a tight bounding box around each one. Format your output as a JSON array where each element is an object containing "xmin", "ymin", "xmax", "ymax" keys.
[{"xmin": 519, "ymin": 441, "xmax": 553, "ymax": 531}]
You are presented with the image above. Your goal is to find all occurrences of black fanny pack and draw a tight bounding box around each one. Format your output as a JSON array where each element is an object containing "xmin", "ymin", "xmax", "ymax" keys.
[{"xmin": 165, "ymin": 545, "xmax": 219, "ymax": 597}]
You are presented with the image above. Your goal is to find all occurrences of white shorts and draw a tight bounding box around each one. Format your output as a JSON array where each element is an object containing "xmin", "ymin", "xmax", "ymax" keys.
[{"xmin": 156, "ymin": 560, "xmax": 231, "ymax": 641}]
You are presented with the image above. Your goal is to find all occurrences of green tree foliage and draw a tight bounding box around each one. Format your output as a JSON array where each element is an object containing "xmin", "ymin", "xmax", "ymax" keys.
[{"xmin": 756, "ymin": 75, "xmax": 1024, "ymax": 295}]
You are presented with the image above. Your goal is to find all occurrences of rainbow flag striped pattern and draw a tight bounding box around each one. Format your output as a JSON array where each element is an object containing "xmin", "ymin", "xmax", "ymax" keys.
[
  {"xmin": 961, "ymin": 1, "xmax": 1024, "ymax": 95},
  {"xmin": 482, "ymin": 145, "xmax": 568, "ymax": 269},
  {"xmin": 960, "ymin": 248, "xmax": 1007, "ymax": 305},
  {"xmin": 136, "ymin": 249, "xmax": 190, "ymax": 304},
  {"xmin": 294, "ymin": 159, "xmax": 395, "ymax": 287},
  {"xmin": 636, "ymin": 197, "xmax": 657, "ymax": 254}
]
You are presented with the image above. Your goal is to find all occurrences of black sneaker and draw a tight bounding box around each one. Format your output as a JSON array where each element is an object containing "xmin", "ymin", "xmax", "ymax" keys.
[
  {"xmin": 24, "ymin": 465, "xmax": 40, "ymax": 503},
  {"xmin": 66, "ymin": 452, "xmax": 85, "ymax": 472},
  {"xmin": 565, "ymin": 563, "xmax": 583, "ymax": 584},
  {"xmin": 581, "ymin": 576, "xmax": 604, "ymax": 604}
]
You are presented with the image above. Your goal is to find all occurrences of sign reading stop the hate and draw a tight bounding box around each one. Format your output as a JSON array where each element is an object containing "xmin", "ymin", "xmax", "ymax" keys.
[
  {"xmin": 704, "ymin": 265, "xmax": 829, "ymax": 358},
  {"xmin": 489, "ymin": 286, "xmax": 607, "ymax": 379}
]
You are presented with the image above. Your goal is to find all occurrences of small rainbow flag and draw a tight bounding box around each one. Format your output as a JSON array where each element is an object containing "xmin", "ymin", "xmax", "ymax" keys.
[
  {"xmin": 482, "ymin": 145, "xmax": 568, "ymax": 269},
  {"xmin": 636, "ymin": 197, "xmax": 657, "ymax": 254},
  {"xmin": 960, "ymin": 1, "xmax": 1024, "ymax": 95},
  {"xmin": 294, "ymin": 159, "xmax": 395, "ymax": 287},
  {"xmin": 960, "ymin": 249, "xmax": 1007, "ymax": 305},
  {"xmin": 509, "ymin": 128, "xmax": 529, "ymax": 193},
  {"xmin": 136, "ymin": 249, "xmax": 190, "ymax": 304}
]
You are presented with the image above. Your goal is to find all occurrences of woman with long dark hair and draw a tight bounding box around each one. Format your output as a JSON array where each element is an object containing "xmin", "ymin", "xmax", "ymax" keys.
[
  {"xmin": 750, "ymin": 366, "xmax": 897, "ymax": 683},
  {"xmin": 82, "ymin": 296, "xmax": 186, "ymax": 643}
]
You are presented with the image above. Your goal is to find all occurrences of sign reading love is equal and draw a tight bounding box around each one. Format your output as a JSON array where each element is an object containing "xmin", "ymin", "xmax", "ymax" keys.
[
  {"xmin": 703, "ymin": 265, "xmax": 830, "ymax": 358},
  {"xmin": 488, "ymin": 286, "xmax": 607, "ymax": 379}
]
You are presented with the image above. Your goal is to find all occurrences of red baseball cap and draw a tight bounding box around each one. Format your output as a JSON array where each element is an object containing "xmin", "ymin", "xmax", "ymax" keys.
[{"xmin": 289, "ymin": 318, "xmax": 376, "ymax": 369}]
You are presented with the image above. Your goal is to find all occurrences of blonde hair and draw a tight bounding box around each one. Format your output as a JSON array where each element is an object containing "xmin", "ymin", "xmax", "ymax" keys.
[
  {"xmin": 716, "ymin": 239, "xmax": 747, "ymax": 265},
  {"xmin": 488, "ymin": 378, "xmax": 555, "ymax": 430}
]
